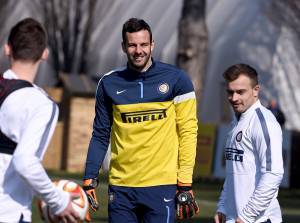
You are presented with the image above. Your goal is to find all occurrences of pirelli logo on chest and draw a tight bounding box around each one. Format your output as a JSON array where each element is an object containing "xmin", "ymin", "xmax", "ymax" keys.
[
  {"xmin": 120, "ymin": 109, "xmax": 167, "ymax": 123},
  {"xmin": 225, "ymin": 148, "xmax": 244, "ymax": 162}
]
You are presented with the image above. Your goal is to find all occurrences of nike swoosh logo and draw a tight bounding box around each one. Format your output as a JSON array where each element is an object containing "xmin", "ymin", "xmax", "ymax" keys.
[
  {"xmin": 164, "ymin": 198, "xmax": 173, "ymax": 202},
  {"xmin": 116, "ymin": 90, "xmax": 126, "ymax": 94}
]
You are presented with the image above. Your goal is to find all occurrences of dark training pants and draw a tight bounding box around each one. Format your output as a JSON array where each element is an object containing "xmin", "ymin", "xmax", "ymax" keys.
[{"xmin": 108, "ymin": 184, "xmax": 176, "ymax": 223}]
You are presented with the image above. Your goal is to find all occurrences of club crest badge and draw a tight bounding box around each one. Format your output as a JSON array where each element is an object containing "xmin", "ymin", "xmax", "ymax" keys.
[
  {"xmin": 158, "ymin": 83, "xmax": 169, "ymax": 94},
  {"xmin": 236, "ymin": 131, "xmax": 242, "ymax": 142}
]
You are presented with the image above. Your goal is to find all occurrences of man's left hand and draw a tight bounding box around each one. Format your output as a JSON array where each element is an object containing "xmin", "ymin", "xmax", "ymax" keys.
[{"xmin": 176, "ymin": 183, "xmax": 199, "ymax": 220}]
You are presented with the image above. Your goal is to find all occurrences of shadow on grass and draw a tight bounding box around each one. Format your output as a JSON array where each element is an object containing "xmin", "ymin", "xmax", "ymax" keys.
[
  {"xmin": 279, "ymin": 188, "xmax": 300, "ymax": 209},
  {"xmin": 283, "ymin": 214, "xmax": 300, "ymax": 223},
  {"xmin": 89, "ymin": 215, "xmax": 300, "ymax": 223},
  {"xmin": 90, "ymin": 217, "xmax": 108, "ymax": 223},
  {"xmin": 176, "ymin": 217, "xmax": 212, "ymax": 223}
]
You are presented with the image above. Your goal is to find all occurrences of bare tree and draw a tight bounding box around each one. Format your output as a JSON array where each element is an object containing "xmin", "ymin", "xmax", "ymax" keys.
[
  {"xmin": 176, "ymin": 0, "xmax": 208, "ymax": 116},
  {"xmin": 0, "ymin": 0, "xmax": 98, "ymax": 85},
  {"xmin": 268, "ymin": 0, "xmax": 300, "ymax": 38},
  {"xmin": 39, "ymin": 0, "xmax": 97, "ymax": 75}
]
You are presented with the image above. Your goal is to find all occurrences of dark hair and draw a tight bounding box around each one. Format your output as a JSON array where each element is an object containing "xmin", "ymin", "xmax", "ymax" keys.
[
  {"xmin": 122, "ymin": 18, "xmax": 152, "ymax": 43},
  {"xmin": 8, "ymin": 18, "xmax": 47, "ymax": 62},
  {"xmin": 223, "ymin": 63, "xmax": 258, "ymax": 87}
]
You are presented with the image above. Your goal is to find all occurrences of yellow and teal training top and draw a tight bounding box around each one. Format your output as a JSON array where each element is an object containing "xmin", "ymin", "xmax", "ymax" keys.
[{"xmin": 84, "ymin": 60, "xmax": 198, "ymax": 187}]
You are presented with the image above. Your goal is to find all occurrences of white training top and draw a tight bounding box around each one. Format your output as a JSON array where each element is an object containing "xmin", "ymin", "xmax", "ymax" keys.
[
  {"xmin": 217, "ymin": 100, "xmax": 284, "ymax": 223},
  {"xmin": 0, "ymin": 70, "xmax": 69, "ymax": 222}
]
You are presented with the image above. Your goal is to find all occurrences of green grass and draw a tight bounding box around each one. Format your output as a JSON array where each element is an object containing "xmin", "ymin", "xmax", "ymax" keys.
[{"xmin": 32, "ymin": 171, "xmax": 300, "ymax": 223}]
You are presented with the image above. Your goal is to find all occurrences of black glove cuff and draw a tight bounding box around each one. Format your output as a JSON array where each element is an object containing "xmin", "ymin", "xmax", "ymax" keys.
[
  {"xmin": 83, "ymin": 177, "xmax": 99, "ymax": 190},
  {"xmin": 177, "ymin": 185, "xmax": 192, "ymax": 192}
]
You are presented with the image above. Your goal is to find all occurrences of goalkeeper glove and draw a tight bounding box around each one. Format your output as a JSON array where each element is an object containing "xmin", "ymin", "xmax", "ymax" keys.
[
  {"xmin": 176, "ymin": 183, "xmax": 199, "ymax": 220},
  {"xmin": 83, "ymin": 178, "xmax": 99, "ymax": 212}
]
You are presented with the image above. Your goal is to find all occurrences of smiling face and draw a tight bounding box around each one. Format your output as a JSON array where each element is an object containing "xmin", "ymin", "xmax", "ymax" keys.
[
  {"xmin": 122, "ymin": 29, "xmax": 154, "ymax": 72},
  {"xmin": 226, "ymin": 74, "xmax": 260, "ymax": 114}
]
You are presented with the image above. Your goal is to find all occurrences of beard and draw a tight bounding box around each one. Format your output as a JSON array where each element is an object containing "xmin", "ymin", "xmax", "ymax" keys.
[{"xmin": 128, "ymin": 52, "xmax": 152, "ymax": 71}]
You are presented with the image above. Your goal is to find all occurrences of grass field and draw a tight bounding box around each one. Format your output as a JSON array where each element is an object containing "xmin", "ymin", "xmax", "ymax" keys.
[{"xmin": 32, "ymin": 171, "xmax": 300, "ymax": 222}]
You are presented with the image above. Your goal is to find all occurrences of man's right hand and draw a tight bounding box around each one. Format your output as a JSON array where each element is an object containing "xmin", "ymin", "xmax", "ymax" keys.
[
  {"xmin": 53, "ymin": 194, "xmax": 80, "ymax": 223},
  {"xmin": 214, "ymin": 212, "xmax": 226, "ymax": 223},
  {"xmin": 83, "ymin": 178, "xmax": 99, "ymax": 212}
]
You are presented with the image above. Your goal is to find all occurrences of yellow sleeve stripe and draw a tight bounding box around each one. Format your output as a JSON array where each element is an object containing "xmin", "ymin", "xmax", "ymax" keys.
[{"xmin": 174, "ymin": 92, "xmax": 196, "ymax": 104}]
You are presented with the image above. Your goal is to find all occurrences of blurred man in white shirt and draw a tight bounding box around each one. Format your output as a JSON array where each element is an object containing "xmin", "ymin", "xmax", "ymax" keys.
[{"xmin": 0, "ymin": 18, "xmax": 79, "ymax": 223}]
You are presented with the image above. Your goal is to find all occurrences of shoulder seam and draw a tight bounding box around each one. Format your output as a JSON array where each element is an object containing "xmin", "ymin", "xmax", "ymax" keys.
[{"xmin": 96, "ymin": 66, "xmax": 126, "ymax": 93}]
